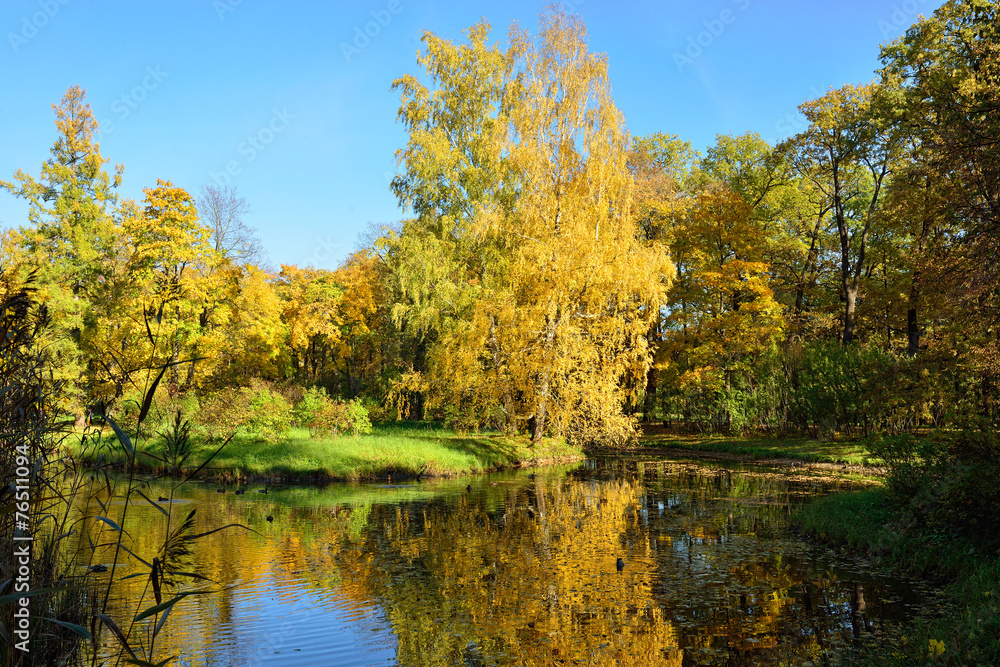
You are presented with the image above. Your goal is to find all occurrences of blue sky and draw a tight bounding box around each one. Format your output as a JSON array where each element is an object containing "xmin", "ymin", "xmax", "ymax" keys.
[{"xmin": 0, "ymin": 0, "xmax": 943, "ymax": 270}]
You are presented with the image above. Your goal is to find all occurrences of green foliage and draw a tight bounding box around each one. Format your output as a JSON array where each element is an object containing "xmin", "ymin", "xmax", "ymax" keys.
[
  {"xmin": 198, "ymin": 380, "xmax": 291, "ymax": 442},
  {"xmin": 862, "ymin": 432, "xmax": 934, "ymax": 498},
  {"xmin": 197, "ymin": 387, "xmax": 250, "ymax": 441},
  {"xmin": 356, "ymin": 395, "xmax": 391, "ymax": 424},
  {"xmin": 114, "ymin": 385, "xmax": 199, "ymax": 439},
  {"xmin": 796, "ymin": 488, "xmax": 1000, "ymax": 666},
  {"xmin": 292, "ymin": 385, "xmax": 328, "ymax": 426},
  {"xmin": 157, "ymin": 408, "xmax": 195, "ymax": 472},
  {"xmin": 308, "ymin": 397, "xmax": 373, "ymax": 437},
  {"xmin": 245, "ymin": 380, "xmax": 293, "ymax": 441},
  {"xmin": 864, "ymin": 424, "xmax": 1000, "ymax": 553},
  {"xmin": 789, "ymin": 341, "xmax": 906, "ymax": 436}
]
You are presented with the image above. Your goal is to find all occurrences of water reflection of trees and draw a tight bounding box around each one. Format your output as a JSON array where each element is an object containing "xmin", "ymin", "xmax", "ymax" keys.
[
  {"xmin": 333, "ymin": 466, "xmax": 889, "ymax": 666},
  {"xmin": 83, "ymin": 465, "xmax": 899, "ymax": 666}
]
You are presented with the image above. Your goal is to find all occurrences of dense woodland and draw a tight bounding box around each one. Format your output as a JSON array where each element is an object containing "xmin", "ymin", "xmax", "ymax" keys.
[{"xmin": 0, "ymin": 1, "xmax": 997, "ymax": 448}]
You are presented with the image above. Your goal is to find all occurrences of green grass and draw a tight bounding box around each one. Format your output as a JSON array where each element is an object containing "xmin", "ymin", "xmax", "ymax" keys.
[
  {"xmin": 795, "ymin": 489, "xmax": 1000, "ymax": 666},
  {"xmin": 65, "ymin": 421, "xmax": 585, "ymax": 482},
  {"xmin": 639, "ymin": 430, "xmax": 871, "ymax": 465}
]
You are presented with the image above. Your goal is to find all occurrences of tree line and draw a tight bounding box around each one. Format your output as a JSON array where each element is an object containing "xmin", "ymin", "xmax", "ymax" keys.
[{"xmin": 1, "ymin": 0, "xmax": 997, "ymax": 446}]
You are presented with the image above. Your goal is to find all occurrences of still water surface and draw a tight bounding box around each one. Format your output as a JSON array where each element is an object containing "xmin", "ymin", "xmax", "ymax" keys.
[{"xmin": 81, "ymin": 458, "xmax": 931, "ymax": 666}]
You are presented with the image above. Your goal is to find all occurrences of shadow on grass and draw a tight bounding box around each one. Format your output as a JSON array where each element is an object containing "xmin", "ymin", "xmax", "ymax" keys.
[
  {"xmin": 437, "ymin": 434, "xmax": 519, "ymax": 466},
  {"xmin": 640, "ymin": 432, "xmax": 870, "ymax": 464}
]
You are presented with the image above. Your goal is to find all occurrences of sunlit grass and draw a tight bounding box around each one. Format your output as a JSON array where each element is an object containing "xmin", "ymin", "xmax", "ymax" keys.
[
  {"xmin": 65, "ymin": 421, "xmax": 585, "ymax": 481},
  {"xmin": 640, "ymin": 431, "xmax": 871, "ymax": 465}
]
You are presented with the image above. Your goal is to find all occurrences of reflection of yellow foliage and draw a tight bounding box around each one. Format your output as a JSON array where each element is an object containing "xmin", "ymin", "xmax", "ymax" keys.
[
  {"xmin": 339, "ymin": 479, "xmax": 684, "ymax": 666},
  {"xmin": 79, "ymin": 466, "xmax": 896, "ymax": 666}
]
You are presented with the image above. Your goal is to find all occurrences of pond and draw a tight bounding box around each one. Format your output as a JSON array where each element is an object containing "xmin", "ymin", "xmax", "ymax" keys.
[{"xmin": 77, "ymin": 457, "xmax": 933, "ymax": 666}]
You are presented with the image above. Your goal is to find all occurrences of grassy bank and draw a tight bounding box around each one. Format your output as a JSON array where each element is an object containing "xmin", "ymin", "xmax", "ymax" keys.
[
  {"xmin": 65, "ymin": 421, "xmax": 585, "ymax": 482},
  {"xmin": 795, "ymin": 489, "xmax": 1000, "ymax": 665},
  {"xmin": 638, "ymin": 427, "xmax": 871, "ymax": 465}
]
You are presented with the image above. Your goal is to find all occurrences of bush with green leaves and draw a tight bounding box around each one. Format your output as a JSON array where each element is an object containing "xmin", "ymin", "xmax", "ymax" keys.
[
  {"xmin": 246, "ymin": 379, "xmax": 293, "ymax": 441},
  {"xmin": 292, "ymin": 385, "xmax": 329, "ymax": 427},
  {"xmin": 788, "ymin": 340, "xmax": 912, "ymax": 436},
  {"xmin": 113, "ymin": 385, "xmax": 200, "ymax": 439},
  {"xmin": 357, "ymin": 394, "xmax": 391, "ymax": 424},
  {"xmin": 304, "ymin": 396, "xmax": 373, "ymax": 437},
  {"xmin": 864, "ymin": 424, "xmax": 1000, "ymax": 553},
  {"xmin": 198, "ymin": 380, "xmax": 292, "ymax": 442}
]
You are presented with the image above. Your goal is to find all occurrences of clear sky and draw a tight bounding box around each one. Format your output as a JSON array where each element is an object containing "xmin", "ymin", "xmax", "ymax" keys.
[{"xmin": 0, "ymin": 0, "xmax": 943, "ymax": 270}]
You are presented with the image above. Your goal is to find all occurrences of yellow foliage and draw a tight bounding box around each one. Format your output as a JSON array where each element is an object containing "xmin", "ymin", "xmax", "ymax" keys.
[{"xmin": 389, "ymin": 9, "xmax": 674, "ymax": 443}]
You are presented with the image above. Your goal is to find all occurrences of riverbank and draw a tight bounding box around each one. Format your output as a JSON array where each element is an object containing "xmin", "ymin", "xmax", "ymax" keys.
[
  {"xmin": 629, "ymin": 426, "xmax": 881, "ymax": 474},
  {"xmin": 795, "ymin": 489, "xmax": 1000, "ymax": 665},
  {"xmin": 64, "ymin": 422, "xmax": 585, "ymax": 483}
]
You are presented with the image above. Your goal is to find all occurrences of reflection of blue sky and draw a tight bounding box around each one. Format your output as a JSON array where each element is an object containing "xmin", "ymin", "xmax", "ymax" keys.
[{"xmin": 209, "ymin": 563, "xmax": 398, "ymax": 666}]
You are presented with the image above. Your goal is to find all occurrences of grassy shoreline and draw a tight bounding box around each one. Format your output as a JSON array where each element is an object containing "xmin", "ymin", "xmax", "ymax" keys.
[
  {"xmin": 64, "ymin": 421, "xmax": 586, "ymax": 483},
  {"xmin": 794, "ymin": 488, "xmax": 999, "ymax": 665},
  {"xmin": 642, "ymin": 428, "xmax": 998, "ymax": 664},
  {"xmin": 66, "ymin": 422, "xmax": 878, "ymax": 483},
  {"xmin": 637, "ymin": 426, "xmax": 873, "ymax": 466}
]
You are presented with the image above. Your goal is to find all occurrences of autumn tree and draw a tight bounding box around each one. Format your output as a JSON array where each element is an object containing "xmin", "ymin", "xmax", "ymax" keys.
[
  {"xmin": 202, "ymin": 263, "xmax": 288, "ymax": 387},
  {"xmin": 0, "ymin": 86, "xmax": 122, "ymax": 418},
  {"xmin": 657, "ymin": 181, "xmax": 785, "ymax": 431},
  {"xmin": 785, "ymin": 83, "xmax": 904, "ymax": 345},
  {"xmin": 330, "ymin": 250, "xmax": 392, "ymax": 399},
  {"xmin": 879, "ymin": 0, "xmax": 1000, "ymax": 416},
  {"xmin": 389, "ymin": 10, "xmax": 673, "ymax": 443},
  {"xmin": 629, "ymin": 132, "xmax": 701, "ymax": 418},
  {"xmin": 275, "ymin": 264, "xmax": 344, "ymax": 383},
  {"xmin": 86, "ymin": 180, "xmax": 225, "ymax": 402}
]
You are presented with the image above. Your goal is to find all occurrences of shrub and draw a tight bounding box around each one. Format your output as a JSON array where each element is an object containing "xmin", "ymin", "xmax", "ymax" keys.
[
  {"xmin": 198, "ymin": 387, "xmax": 251, "ymax": 441},
  {"xmin": 307, "ymin": 397, "xmax": 373, "ymax": 437},
  {"xmin": 245, "ymin": 379, "xmax": 293, "ymax": 441},
  {"xmin": 864, "ymin": 424, "xmax": 1000, "ymax": 553},
  {"xmin": 198, "ymin": 380, "xmax": 292, "ymax": 442},
  {"xmin": 357, "ymin": 395, "xmax": 391, "ymax": 424},
  {"xmin": 113, "ymin": 385, "xmax": 200, "ymax": 439},
  {"xmin": 292, "ymin": 386, "xmax": 328, "ymax": 426}
]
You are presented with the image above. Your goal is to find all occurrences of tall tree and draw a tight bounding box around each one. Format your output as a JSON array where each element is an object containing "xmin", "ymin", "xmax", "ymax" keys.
[
  {"xmin": 389, "ymin": 10, "xmax": 673, "ymax": 443},
  {"xmin": 275, "ymin": 264, "xmax": 344, "ymax": 382},
  {"xmin": 0, "ymin": 86, "xmax": 122, "ymax": 417},
  {"xmin": 879, "ymin": 0, "xmax": 1000, "ymax": 417},
  {"xmin": 99, "ymin": 181, "xmax": 219, "ymax": 394},
  {"xmin": 629, "ymin": 132, "xmax": 701, "ymax": 419},
  {"xmin": 786, "ymin": 83, "xmax": 904, "ymax": 345},
  {"xmin": 197, "ymin": 184, "xmax": 266, "ymax": 267}
]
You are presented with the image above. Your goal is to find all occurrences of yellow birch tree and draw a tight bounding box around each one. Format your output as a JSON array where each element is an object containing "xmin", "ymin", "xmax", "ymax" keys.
[{"xmin": 389, "ymin": 9, "xmax": 673, "ymax": 443}]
